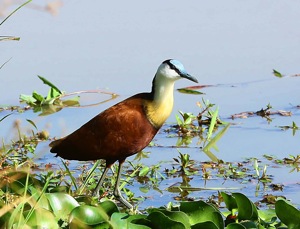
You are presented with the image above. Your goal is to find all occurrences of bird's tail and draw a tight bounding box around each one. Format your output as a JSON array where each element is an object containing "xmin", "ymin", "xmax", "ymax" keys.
[{"xmin": 49, "ymin": 137, "xmax": 66, "ymax": 153}]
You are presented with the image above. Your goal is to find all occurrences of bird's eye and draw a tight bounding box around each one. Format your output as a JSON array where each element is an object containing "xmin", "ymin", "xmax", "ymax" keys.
[{"xmin": 169, "ymin": 63, "xmax": 181, "ymax": 75}]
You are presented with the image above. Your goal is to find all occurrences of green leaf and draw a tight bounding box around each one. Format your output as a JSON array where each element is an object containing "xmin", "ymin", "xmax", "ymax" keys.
[
  {"xmin": 273, "ymin": 69, "xmax": 283, "ymax": 78},
  {"xmin": 207, "ymin": 106, "xmax": 219, "ymax": 140},
  {"xmin": 69, "ymin": 205, "xmax": 109, "ymax": 226},
  {"xmin": 98, "ymin": 200, "xmax": 119, "ymax": 217},
  {"xmin": 221, "ymin": 192, "xmax": 238, "ymax": 211},
  {"xmin": 139, "ymin": 166, "xmax": 150, "ymax": 177},
  {"xmin": 46, "ymin": 87, "xmax": 62, "ymax": 101},
  {"xmin": 179, "ymin": 201, "xmax": 224, "ymax": 228},
  {"xmin": 147, "ymin": 211, "xmax": 186, "ymax": 229},
  {"xmin": 32, "ymin": 91, "xmax": 44, "ymax": 103},
  {"xmin": 19, "ymin": 94, "xmax": 37, "ymax": 105},
  {"xmin": 148, "ymin": 209, "xmax": 190, "ymax": 228},
  {"xmin": 176, "ymin": 114, "xmax": 183, "ymax": 125},
  {"xmin": 240, "ymin": 220, "xmax": 258, "ymax": 228},
  {"xmin": 226, "ymin": 223, "xmax": 247, "ymax": 229},
  {"xmin": 191, "ymin": 221, "xmax": 219, "ymax": 229},
  {"xmin": 258, "ymin": 209, "xmax": 277, "ymax": 225},
  {"xmin": 139, "ymin": 186, "xmax": 150, "ymax": 193},
  {"xmin": 46, "ymin": 193, "xmax": 79, "ymax": 220},
  {"xmin": 7, "ymin": 201, "xmax": 26, "ymax": 229},
  {"xmin": 62, "ymin": 96, "xmax": 80, "ymax": 106},
  {"xmin": 28, "ymin": 186, "xmax": 50, "ymax": 210},
  {"xmin": 232, "ymin": 193, "xmax": 258, "ymax": 221},
  {"xmin": 24, "ymin": 208, "xmax": 59, "ymax": 229},
  {"xmin": 38, "ymin": 75, "xmax": 62, "ymax": 95},
  {"xmin": 275, "ymin": 199, "xmax": 300, "ymax": 228},
  {"xmin": 111, "ymin": 212, "xmax": 150, "ymax": 229},
  {"xmin": 177, "ymin": 88, "xmax": 204, "ymax": 95}
]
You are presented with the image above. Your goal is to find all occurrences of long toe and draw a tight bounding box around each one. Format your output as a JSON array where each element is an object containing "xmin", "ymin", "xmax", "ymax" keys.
[
  {"xmin": 114, "ymin": 187, "xmax": 133, "ymax": 209},
  {"xmin": 92, "ymin": 190, "xmax": 100, "ymax": 199}
]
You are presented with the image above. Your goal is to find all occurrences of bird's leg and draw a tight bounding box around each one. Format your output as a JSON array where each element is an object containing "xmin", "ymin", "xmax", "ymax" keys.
[
  {"xmin": 113, "ymin": 160, "xmax": 133, "ymax": 209},
  {"xmin": 93, "ymin": 164, "xmax": 110, "ymax": 198}
]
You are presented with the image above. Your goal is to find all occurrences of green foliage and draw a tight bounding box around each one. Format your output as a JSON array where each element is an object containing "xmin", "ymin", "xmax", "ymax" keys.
[
  {"xmin": 1, "ymin": 118, "xmax": 300, "ymax": 228},
  {"xmin": 221, "ymin": 192, "xmax": 300, "ymax": 228},
  {"xmin": 174, "ymin": 99, "xmax": 225, "ymax": 139},
  {"xmin": 273, "ymin": 69, "xmax": 300, "ymax": 78},
  {"xmin": 173, "ymin": 99, "xmax": 229, "ymax": 162},
  {"xmin": 273, "ymin": 69, "xmax": 283, "ymax": 78},
  {"xmin": 0, "ymin": 123, "xmax": 48, "ymax": 168},
  {"xmin": 275, "ymin": 199, "xmax": 300, "ymax": 228},
  {"xmin": 253, "ymin": 159, "xmax": 271, "ymax": 183},
  {"xmin": 175, "ymin": 111, "xmax": 198, "ymax": 138},
  {"xmin": 19, "ymin": 75, "xmax": 80, "ymax": 115},
  {"xmin": 279, "ymin": 121, "xmax": 299, "ymax": 136},
  {"xmin": 177, "ymin": 88, "xmax": 204, "ymax": 95},
  {"xmin": 173, "ymin": 151, "xmax": 197, "ymax": 176},
  {"xmin": 2, "ymin": 168, "xmax": 300, "ymax": 228}
]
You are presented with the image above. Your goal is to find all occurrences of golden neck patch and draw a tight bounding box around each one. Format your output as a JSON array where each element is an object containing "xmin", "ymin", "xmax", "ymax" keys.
[{"xmin": 144, "ymin": 80, "xmax": 175, "ymax": 128}]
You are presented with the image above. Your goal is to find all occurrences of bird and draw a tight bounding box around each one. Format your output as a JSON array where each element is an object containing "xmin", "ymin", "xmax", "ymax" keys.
[{"xmin": 49, "ymin": 59, "xmax": 198, "ymax": 209}]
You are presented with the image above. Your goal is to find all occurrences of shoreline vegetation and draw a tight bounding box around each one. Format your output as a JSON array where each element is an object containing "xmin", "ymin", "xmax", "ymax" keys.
[{"xmin": 1, "ymin": 2, "xmax": 299, "ymax": 228}]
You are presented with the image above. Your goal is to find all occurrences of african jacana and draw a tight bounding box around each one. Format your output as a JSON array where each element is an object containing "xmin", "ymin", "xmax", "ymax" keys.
[{"xmin": 49, "ymin": 59, "xmax": 198, "ymax": 209}]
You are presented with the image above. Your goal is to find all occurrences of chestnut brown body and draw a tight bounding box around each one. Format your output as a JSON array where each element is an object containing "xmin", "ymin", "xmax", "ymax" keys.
[{"xmin": 50, "ymin": 93, "xmax": 158, "ymax": 166}]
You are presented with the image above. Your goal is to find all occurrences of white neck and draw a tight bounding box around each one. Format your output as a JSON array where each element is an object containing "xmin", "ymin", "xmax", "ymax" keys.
[
  {"xmin": 144, "ymin": 74, "xmax": 175, "ymax": 128},
  {"xmin": 153, "ymin": 74, "xmax": 175, "ymax": 105}
]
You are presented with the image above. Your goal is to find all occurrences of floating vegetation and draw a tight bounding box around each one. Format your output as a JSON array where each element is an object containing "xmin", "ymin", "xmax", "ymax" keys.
[
  {"xmin": 230, "ymin": 103, "xmax": 292, "ymax": 120},
  {"xmin": 177, "ymin": 84, "xmax": 212, "ymax": 95},
  {"xmin": 278, "ymin": 121, "xmax": 299, "ymax": 136},
  {"xmin": 273, "ymin": 69, "xmax": 300, "ymax": 78},
  {"xmin": 17, "ymin": 75, "xmax": 118, "ymax": 116}
]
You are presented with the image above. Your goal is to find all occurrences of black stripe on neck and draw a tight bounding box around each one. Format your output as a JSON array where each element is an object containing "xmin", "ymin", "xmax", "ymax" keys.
[{"xmin": 150, "ymin": 74, "xmax": 156, "ymax": 100}]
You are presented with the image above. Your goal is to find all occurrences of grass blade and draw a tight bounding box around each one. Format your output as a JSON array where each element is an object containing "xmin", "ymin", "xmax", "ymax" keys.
[
  {"xmin": 79, "ymin": 160, "xmax": 101, "ymax": 195},
  {"xmin": 0, "ymin": 0, "xmax": 32, "ymax": 26},
  {"xmin": 26, "ymin": 119, "xmax": 38, "ymax": 130},
  {"xmin": 0, "ymin": 113, "xmax": 12, "ymax": 123},
  {"xmin": 207, "ymin": 106, "xmax": 219, "ymax": 140},
  {"xmin": 0, "ymin": 57, "xmax": 12, "ymax": 69},
  {"xmin": 61, "ymin": 159, "xmax": 78, "ymax": 190}
]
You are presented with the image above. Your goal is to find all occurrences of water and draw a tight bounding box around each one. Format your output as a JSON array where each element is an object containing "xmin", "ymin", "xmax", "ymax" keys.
[{"xmin": 1, "ymin": 1, "xmax": 299, "ymax": 208}]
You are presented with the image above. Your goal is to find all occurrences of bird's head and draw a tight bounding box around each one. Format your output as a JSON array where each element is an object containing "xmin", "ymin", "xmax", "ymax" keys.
[
  {"xmin": 147, "ymin": 59, "xmax": 198, "ymax": 128},
  {"xmin": 156, "ymin": 59, "xmax": 198, "ymax": 83}
]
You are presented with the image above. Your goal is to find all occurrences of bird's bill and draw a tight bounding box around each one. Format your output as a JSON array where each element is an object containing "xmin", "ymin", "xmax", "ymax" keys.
[{"xmin": 180, "ymin": 73, "xmax": 198, "ymax": 83}]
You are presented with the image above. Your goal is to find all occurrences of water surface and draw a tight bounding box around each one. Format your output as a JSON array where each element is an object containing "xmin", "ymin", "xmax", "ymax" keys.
[{"xmin": 1, "ymin": 1, "xmax": 299, "ymax": 208}]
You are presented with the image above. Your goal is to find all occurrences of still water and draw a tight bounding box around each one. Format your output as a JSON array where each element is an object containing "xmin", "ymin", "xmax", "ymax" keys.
[{"xmin": 1, "ymin": 1, "xmax": 299, "ymax": 208}]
